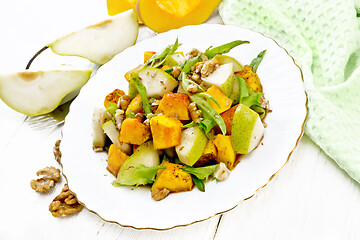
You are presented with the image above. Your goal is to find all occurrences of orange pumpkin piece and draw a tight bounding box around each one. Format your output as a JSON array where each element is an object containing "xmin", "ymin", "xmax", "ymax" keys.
[
  {"xmin": 220, "ymin": 105, "xmax": 238, "ymax": 135},
  {"xmin": 156, "ymin": 92, "xmax": 190, "ymax": 120},
  {"xmin": 205, "ymin": 86, "xmax": 233, "ymax": 114},
  {"xmin": 107, "ymin": 144, "xmax": 129, "ymax": 177},
  {"xmin": 136, "ymin": 0, "xmax": 222, "ymax": 33},
  {"xmin": 104, "ymin": 89, "xmax": 125, "ymax": 109},
  {"xmin": 125, "ymin": 93, "xmax": 143, "ymax": 116},
  {"xmin": 144, "ymin": 51, "xmax": 156, "ymax": 63},
  {"xmin": 119, "ymin": 118, "xmax": 150, "ymax": 145},
  {"xmin": 150, "ymin": 115, "xmax": 183, "ymax": 149},
  {"xmin": 151, "ymin": 161, "xmax": 193, "ymax": 200},
  {"xmin": 213, "ymin": 134, "xmax": 236, "ymax": 170},
  {"xmin": 236, "ymin": 65, "xmax": 263, "ymax": 93}
]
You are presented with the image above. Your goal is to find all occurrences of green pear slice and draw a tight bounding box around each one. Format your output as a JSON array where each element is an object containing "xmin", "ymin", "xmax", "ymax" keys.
[
  {"xmin": 115, "ymin": 141, "xmax": 160, "ymax": 186},
  {"xmin": 138, "ymin": 67, "xmax": 178, "ymax": 98},
  {"xmin": 215, "ymin": 55, "xmax": 244, "ymax": 72},
  {"xmin": 0, "ymin": 67, "xmax": 92, "ymax": 116},
  {"xmin": 47, "ymin": 9, "xmax": 139, "ymax": 65},
  {"xmin": 202, "ymin": 63, "xmax": 234, "ymax": 97},
  {"xmin": 175, "ymin": 126, "xmax": 207, "ymax": 166},
  {"xmin": 231, "ymin": 104, "xmax": 265, "ymax": 154},
  {"xmin": 164, "ymin": 54, "xmax": 186, "ymax": 66}
]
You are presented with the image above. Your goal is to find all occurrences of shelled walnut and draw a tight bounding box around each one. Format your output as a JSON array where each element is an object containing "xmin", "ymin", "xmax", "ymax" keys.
[
  {"xmin": 49, "ymin": 184, "xmax": 83, "ymax": 217},
  {"xmin": 30, "ymin": 166, "xmax": 61, "ymax": 193}
]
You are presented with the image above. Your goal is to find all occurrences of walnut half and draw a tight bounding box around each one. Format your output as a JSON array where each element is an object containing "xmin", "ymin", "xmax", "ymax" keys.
[
  {"xmin": 49, "ymin": 184, "xmax": 83, "ymax": 217},
  {"xmin": 30, "ymin": 166, "xmax": 61, "ymax": 193}
]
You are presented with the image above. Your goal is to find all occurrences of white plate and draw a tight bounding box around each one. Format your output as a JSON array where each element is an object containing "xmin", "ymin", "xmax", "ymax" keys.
[{"xmin": 60, "ymin": 24, "xmax": 307, "ymax": 230}]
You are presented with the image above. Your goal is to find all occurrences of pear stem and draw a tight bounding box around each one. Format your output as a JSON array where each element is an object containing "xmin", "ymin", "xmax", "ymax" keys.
[{"xmin": 25, "ymin": 46, "xmax": 49, "ymax": 70}]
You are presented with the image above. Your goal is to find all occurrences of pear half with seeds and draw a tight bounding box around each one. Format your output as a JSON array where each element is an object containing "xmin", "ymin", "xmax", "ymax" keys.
[
  {"xmin": 47, "ymin": 9, "xmax": 139, "ymax": 65},
  {"xmin": 0, "ymin": 67, "xmax": 92, "ymax": 116}
]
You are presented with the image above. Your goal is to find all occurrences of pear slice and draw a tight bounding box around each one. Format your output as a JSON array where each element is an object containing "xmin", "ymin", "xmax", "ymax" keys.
[
  {"xmin": 175, "ymin": 126, "xmax": 207, "ymax": 166},
  {"xmin": 202, "ymin": 63, "xmax": 234, "ymax": 97},
  {"xmin": 0, "ymin": 67, "xmax": 92, "ymax": 116},
  {"xmin": 115, "ymin": 141, "xmax": 160, "ymax": 186},
  {"xmin": 47, "ymin": 9, "xmax": 139, "ymax": 65},
  {"xmin": 138, "ymin": 67, "xmax": 178, "ymax": 98},
  {"xmin": 231, "ymin": 104, "xmax": 265, "ymax": 154},
  {"xmin": 215, "ymin": 55, "xmax": 243, "ymax": 72}
]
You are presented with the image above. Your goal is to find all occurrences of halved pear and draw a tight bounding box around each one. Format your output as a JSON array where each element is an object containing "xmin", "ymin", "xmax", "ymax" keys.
[
  {"xmin": 0, "ymin": 67, "xmax": 92, "ymax": 116},
  {"xmin": 231, "ymin": 104, "xmax": 265, "ymax": 154},
  {"xmin": 47, "ymin": 9, "xmax": 139, "ymax": 65},
  {"xmin": 175, "ymin": 126, "xmax": 207, "ymax": 166},
  {"xmin": 202, "ymin": 63, "xmax": 234, "ymax": 97},
  {"xmin": 138, "ymin": 67, "xmax": 178, "ymax": 98},
  {"xmin": 215, "ymin": 55, "xmax": 243, "ymax": 72}
]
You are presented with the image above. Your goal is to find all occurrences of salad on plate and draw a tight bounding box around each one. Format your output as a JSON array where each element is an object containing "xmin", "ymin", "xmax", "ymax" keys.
[{"xmin": 92, "ymin": 38, "xmax": 269, "ymax": 201}]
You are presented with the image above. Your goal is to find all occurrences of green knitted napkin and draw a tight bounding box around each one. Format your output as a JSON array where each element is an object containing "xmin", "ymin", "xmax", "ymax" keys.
[{"xmin": 219, "ymin": 0, "xmax": 360, "ymax": 182}]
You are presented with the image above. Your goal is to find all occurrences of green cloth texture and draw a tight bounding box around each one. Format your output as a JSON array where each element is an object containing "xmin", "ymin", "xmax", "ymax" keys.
[{"xmin": 219, "ymin": 0, "xmax": 360, "ymax": 182}]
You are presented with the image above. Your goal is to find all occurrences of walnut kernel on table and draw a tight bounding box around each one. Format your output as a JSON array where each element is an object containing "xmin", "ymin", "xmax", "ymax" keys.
[
  {"xmin": 30, "ymin": 166, "xmax": 61, "ymax": 193},
  {"xmin": 49, "ymin": 184, "xmax": 83, "ymax": 217}
]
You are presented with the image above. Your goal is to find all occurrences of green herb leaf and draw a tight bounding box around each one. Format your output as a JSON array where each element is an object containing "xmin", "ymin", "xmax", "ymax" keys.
[
  {"xmin": 131, "ymin": 72, "xmax": 152, "ymax": 115},
  {"xmin": 183, "ymin": 164, "xmax": 219, "ymax": 180},
  {"xmin": 106, "ymin": 102, "xmax": 118, "ymax": 116},
  {"xmin": 191, "ymin": 94, "xmax": 226, "ymax": 136},
  {"xmin": 179, "ymin": 56, "xmax": 201, "ymax": 80},
  {"xmin": 204, "ymin": 40, "xmax": 250, "ymax": 59},
  {"xmin": 251, "ymin": 105, "xmax": 266, "ymax": 119},
  {"xmin": 112, "ymin": 165, "xmax": 166, "ymax": 187},
  {"xmin": 127, "ymin": 110, "xmax": 136, "ymax": 118},
  {"xmin": 182, "ymin": 121, "xmax": 198, "ymax": 128},
  {"xmin": 197, "ymin": 92, "xmax": 221, "ymax": 108},
  {"xmin": 249, "ymin": 50, "xmax": 266, "ymax": 73},
  {"xmin": 181, "ymin": 76, "xmax": 205, "ymax": 92},
  {"xmin": 192, "ymin": 175, "xmax": 205, "ymax": 192},
  {"xmin": 181, "ymin": 75, "xmax": 226, "ymax": 136},
  {"xmin": 237, "ymin": 75, "xmax": 249, "ymax": 103},
  {"xmin": 143, "ymin": 38, "xmax": 181, "ymax": 69},
  {"xmin": 242, "ymin": 92, "xmax": 262, "ymax": 108}
]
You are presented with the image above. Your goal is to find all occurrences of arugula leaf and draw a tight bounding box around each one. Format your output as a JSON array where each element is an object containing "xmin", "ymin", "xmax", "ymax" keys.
[
  {"xmin": 192, "ymin": 175, "xmax": 205, "ymax": 192},
  {"xmin": 106, "ymin": 102, "xmax": 118, "ymax": 116},
  {"xmin": 181, "ymin": 75, "xmax": 205, "ymax": 92},
  {"xmin": 179, "ymin": 56, "xmax": 201, "ymax": 80},
  {"xmin": 183, "ymin": 164, "xmax": 219, "ymax": 180},
  {"xmin": 190, "ymin": 94, "xmax": 226, "ymax": 136},
  {"xmin": 237, "ymin": 75, "xmax": 249, "ymax": 102},
  {"xmin": 133, "ymin": 165, "xmax": 166, "ymax": 183},
  {"xmin": 127, "ymin": 110, "xmax": 136, "ymax": 118},
  {"xmin": 249, "ymin": 50, "xmax": 266, "ymax": 73},
  {"xmin": 181, "ymin": 75, "xmax": 226, "ymax": 136},
  {"xmin": 131, "ymin": 72, "xmax": 152, "ymax": 115},
  {"xmin": 204, "ymin": 40, "xmax": 250, "ymax": 59},
  {"xmin": 143, "ymin": 38, "xmax": 181, "ymax": 69},
  {"xmin": 112, "ymin": 165, "xmax": 166, "ymax": 187},
  {"xmin": 251, "ymin": 105, "xmax": 266, "ymax": 119},
  {"xmin": 182, "ymin": 121, "xmax": 198, "ymax": 128},
  {"xmin": 242, "ymin": 92, "xmax": 262, "ymax": 108},
  {"xmin": 197, "ymin": 92, "xmax": 221, "ymax": 108}
]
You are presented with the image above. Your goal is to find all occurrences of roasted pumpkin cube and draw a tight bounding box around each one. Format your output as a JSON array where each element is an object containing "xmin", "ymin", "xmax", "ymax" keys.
[
  {"xmin": 119, "ymin": 118, "xmax": 150, "ymax": 145},
  {"xmin": 156, "ymin": 92, "xmax": 190, "ymax": 120},
  {"xmin": 150, "ymin": 115, "xmax": 183, "ymax": 149},
  {"xmin": 125, "ymin": 93, "xmax": 143, "ymax": 116},
  {"xmin": 124, "ymin": 65, "xmax": 142, "ymax": 82},
  {"xmin": 104, "ymin": 89, "xmax": 125, "ymax": 109},
  {"xmin": 205, "ymin": 86, "xmax": 233, "ymax": 114},
  {"xmin": 144, "ymin": 51, "xmax": 156, "ymax": 63},
  {"xmin": 107, "ymin": 144, "xmax": 129, "ymax": 177},
  {"xmin": 161, "ymin": 65, "xmax": 172, "ymax": 70},
  {"xmin": 151, "ymin": 161, "xmax": 193, "ymax": 201},
  {"xmin": 194, "ymin": 137, "xmax": 218, "ymax": 167},
  {"xmin": 220, "ymin": 105, "xmax": 238, "ymax": 135},
  {"xmin": 213, "ymin": 134, "xmax": 236, "ymax": 170},
  {"xmin": 236, "ymin": 65, "xmax": 263, "ymax": 93}
]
